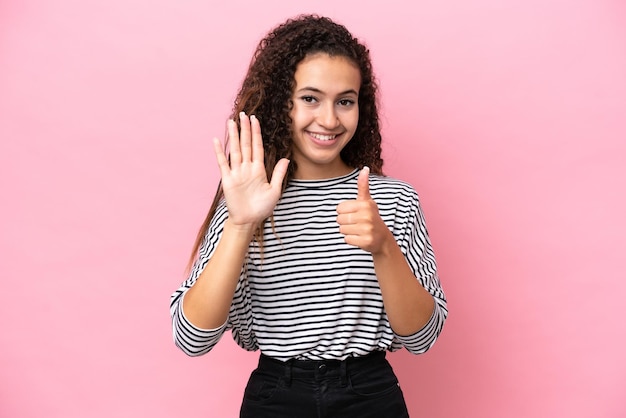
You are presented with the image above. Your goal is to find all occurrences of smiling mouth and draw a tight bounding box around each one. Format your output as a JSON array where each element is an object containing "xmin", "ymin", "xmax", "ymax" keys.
[{"xmin": 308, "ymin": 132, "xmax": 339, "ymax": 141}]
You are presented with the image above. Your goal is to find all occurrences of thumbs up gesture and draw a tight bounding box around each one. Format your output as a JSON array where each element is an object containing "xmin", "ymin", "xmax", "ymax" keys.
[{"xmin": 336, "ymin": 167, "xmax": 393, "ymax": 254}]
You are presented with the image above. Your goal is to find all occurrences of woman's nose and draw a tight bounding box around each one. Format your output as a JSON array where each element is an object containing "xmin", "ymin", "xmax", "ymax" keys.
[{"xmin": 318, "ymin": 103, "xmax": 340, "ymax": 129}]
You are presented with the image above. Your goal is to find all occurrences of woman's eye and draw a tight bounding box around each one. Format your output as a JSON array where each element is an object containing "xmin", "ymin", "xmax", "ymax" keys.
[
  {"xmin": 338, "ymin": 99, "xmax": 355, "ymax": 106},
  {"xmin": 301, "ymin": 96, "xmax": 317, "ymax": 103}
]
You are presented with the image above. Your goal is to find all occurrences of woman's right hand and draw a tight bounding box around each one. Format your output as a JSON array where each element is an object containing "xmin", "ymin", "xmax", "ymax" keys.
[{"xmin": 213, "ymin": 112, "xmax": 289, "ymax": 230}]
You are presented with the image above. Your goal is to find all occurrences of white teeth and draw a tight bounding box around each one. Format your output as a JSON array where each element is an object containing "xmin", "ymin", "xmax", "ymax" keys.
[{"xmin": 309, "ymin": 132, "xmax": 337, "ymax": 141}]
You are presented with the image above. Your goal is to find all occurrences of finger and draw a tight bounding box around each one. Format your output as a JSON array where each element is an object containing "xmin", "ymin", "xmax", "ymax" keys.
[
  {"xmin": 250, "ymin": 115, "xmax": 264, "ymax": 164},
  {"xmin": 212, "ymin": 137, "xmax": 230, "ymax": 176},
  {"xmin": 239, "ymin": 112, "xmax": 252, "ymax": 162},
  {"xmin": 336, "ymin": 213, "xmax": 353, "ymax": 226},
  {"xmin": 269, "ymin": 158, "xmax": 290, "ymax": 190},
  {"xmin": 357, "ymin": 166, "xmax": 371, "ymax": 200},
  {"xmin": 336, "ymin": 201, "xmax": 358, "ymax": 215},
  {"xmin": 227, "ymin": 119, "xmax": 241, "ymax": 166}
]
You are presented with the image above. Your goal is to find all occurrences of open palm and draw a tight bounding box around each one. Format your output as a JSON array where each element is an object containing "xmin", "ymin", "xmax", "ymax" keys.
[{"xmin": 213, "ymin": 113, "xmax": 289, "ymax": 227}]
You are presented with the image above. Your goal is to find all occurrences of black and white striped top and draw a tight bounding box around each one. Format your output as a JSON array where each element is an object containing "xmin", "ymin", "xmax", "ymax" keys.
[{"xmin": 170, "ymin": 169, "xmax": 447, "ymax": 361}]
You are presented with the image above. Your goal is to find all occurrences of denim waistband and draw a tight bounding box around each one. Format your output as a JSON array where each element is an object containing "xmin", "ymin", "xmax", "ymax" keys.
[
  {"xmin": 260, "ymin": 350, "xmax": 386, "ymax": 369},
  {"xmin": 257, "ymin": 351, "xmax": 387, "ymax": 386}
]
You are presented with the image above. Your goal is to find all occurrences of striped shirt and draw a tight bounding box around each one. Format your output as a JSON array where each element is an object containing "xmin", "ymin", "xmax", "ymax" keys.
[{"xmin": 170, "ymin": 169, "xmax": 447, "ymax": 361}]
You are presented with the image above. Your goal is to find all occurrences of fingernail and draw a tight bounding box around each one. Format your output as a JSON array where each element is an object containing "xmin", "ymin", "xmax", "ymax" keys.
[
  {"xmin": 239, "ymin": 111, "xmax": 246, "ymax": 119},
  {"xmin": 250, "ymin": 114, "xmax": 256, "ymax": 121}
]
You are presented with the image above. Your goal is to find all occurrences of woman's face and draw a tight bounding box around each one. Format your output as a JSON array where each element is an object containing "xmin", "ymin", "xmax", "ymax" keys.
[{"xmin": 289, "ymin": 53, "xmax": 361, "ymax": 180}]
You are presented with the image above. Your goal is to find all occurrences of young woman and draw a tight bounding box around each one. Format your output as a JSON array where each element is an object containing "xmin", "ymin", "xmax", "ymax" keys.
[{"xmin": 170, "ymin": 14, "xmax": 447, "ymax": 417}]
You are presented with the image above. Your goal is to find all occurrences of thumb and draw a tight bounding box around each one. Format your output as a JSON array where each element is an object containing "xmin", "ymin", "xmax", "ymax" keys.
[
  {"xmin": 357, "ymin": 166, "xmax": 371, "ymax": 200},
  {"xmin": 269, "ymin": 158, "xmax": 290, "ymax": 190}
]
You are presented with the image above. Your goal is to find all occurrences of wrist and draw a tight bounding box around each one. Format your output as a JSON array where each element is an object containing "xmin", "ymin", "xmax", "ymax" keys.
[
  {"xmin": 223, "ymin": 218, "xmax": 259, "ymax": 238},
  {"xmin": 371, "ymin": 229, "xmax": 398, "ymax": 258}
]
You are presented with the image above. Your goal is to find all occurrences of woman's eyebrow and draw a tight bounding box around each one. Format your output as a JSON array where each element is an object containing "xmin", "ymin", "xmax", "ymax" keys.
[{"xmin": 296, "ymin": 86, "xmax": 358, "ymax": 96}]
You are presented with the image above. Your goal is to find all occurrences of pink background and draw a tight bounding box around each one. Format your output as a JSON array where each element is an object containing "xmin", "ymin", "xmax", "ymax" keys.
[{"xmin": 2, "ymin": 1, "xmax": 625, "ymax": 417}]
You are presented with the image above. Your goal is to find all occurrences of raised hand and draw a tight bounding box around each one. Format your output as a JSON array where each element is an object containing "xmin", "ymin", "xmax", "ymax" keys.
[
  {"xmin": 213, "ymin": 112, "xmax": 289, "ymax": 228},
  {"xmin": 336, "ymin": 167, "xmax": 393, "ymax": 254}
]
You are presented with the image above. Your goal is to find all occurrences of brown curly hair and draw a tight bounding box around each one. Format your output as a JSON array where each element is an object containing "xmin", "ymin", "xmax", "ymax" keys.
[{"xmin": 189, "ymin": 14, "xmax": 384, "ymax": 266}]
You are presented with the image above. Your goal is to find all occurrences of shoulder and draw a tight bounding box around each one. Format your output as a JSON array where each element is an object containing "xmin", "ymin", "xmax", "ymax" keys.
[{"xmin": 369, "ymin": 174, "xmax": 419, "ymax": 202}]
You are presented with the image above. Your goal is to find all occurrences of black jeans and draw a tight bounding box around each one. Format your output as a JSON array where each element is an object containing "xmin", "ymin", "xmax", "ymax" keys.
[{"xmin": 240, "ymin": 351, "xmax": 410, "ymax": 417}]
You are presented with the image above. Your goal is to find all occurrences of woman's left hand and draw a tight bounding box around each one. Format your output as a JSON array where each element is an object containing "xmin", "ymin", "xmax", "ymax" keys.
[{"xmin": 336, "ymin": 167, "xmax": 393, "ymax": 254}]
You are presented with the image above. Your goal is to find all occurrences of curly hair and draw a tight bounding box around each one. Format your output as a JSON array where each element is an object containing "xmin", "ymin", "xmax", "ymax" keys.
[
  {"xmin": 189, "ymin": 15, "xmax": 384, "ymax": 266},
  {"xmin": 233, "ymin": 14, "xmax": 384, "ymax": 178}
]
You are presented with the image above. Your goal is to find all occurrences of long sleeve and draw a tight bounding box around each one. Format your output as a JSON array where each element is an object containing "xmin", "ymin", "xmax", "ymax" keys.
[
  {"xmin": 169, "ymin": 201, "xmax": 231, "ymax": 356},
  {"xmin": 171, "ymin": 295, "xmax": 227, "ymax": 356},
  {"xmin": 388, "ymin": 189, "xmax": 447, "ymax": 354}
]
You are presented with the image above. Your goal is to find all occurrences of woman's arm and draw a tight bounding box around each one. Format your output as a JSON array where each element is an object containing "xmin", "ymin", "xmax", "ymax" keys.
[
  {"xmin": 337, "ymin": 167, "xmax": 444, "ymax": 338},
  {"xmin": 179, "ymin": 113, "xmax": 289, "ymax": 330},
  {"xmin": 370, "ymin": 235, "xmax": 436, "ymax": 336},
  {"xmin": 181, "ymin": 220, "xmax": 256, "ymax": 329}
]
